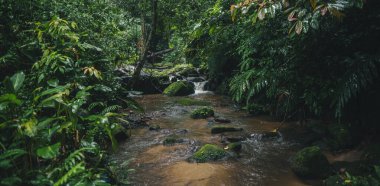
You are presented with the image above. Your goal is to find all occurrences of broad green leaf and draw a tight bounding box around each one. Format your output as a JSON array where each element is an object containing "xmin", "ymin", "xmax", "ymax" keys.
[
  {"xmin": 22, "ymin": 118, "xmax": 38, "ymax": 137},
  {"xmin": 0, "ymin": 94, "xmax": 21, "ymax": 106},
  {"xmin": 36, "ymin": 143, "xmax": 61, "ymax": 159},
  {"xmin": 10, "ymin": 72, "xmax": 25, "ymax": 92}
]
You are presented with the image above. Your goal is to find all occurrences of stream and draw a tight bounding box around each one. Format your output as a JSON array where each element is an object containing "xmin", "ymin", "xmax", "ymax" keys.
[{"xmin": 111, "ymin": 86, "xmax": 316, "ymax": 185}]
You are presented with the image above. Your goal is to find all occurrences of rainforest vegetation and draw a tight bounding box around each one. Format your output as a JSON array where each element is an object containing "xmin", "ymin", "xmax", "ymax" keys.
[{"xmin": 1, "ymin": 0, "xmax": 380, "ymax": 185}]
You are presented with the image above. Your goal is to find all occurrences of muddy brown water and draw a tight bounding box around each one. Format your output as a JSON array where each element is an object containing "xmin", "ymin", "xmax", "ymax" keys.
[{"xmin": 111, "ymin": 94, "xmax": 317, "ymax": 186}]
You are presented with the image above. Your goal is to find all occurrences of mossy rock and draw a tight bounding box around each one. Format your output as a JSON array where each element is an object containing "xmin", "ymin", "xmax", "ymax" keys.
[
  {"xmin": 192, "ymin": 144, "xmax": 226, "ymax": 163},
  {"xmin": 163, "ymin": 135, "xmax": 183, "ymax": 145},
  {"xmin": 112, "ymin": 124, "xmax": 129, "ymax": 142},
  {"xmin": 149, "ymin": 125, "xmax": 161, "ymax": 131},
  {"xmin": 211, "ymin": 126, "xmax": 243, "ymax": 134},
  {"xmin": 175, "ymin": 98, "xmax": 210, "ymax": 106},
  {"xmin": 327, "ymin": 124, "xmax": 353, "ymax": 150},
  {"xmin": 163, "ymin": 81, "xmax": 195, "ymax": 96},
  {"xmin": 226, "ymin": 142, "xmax": 242, "ymax": 152},
  {"xmin": 214, "ymin": 117, "xmax": 231, "ymax": 123},
  {"xmin": 190, "ymin": 107, "xmax": 214, "ymax": 119},
  {"xmin": 246, "ymin": 103, "xmax": 266, "ymax": 115},
  {"xmin": 290, "ymin": 146, "xmax": 331, "ymax": 178}
]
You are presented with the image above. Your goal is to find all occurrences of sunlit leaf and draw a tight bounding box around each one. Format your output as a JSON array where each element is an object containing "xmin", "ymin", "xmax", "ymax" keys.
[{"xmin": 36, "ymin": 142, "xmax": 61, "ymax": 159}]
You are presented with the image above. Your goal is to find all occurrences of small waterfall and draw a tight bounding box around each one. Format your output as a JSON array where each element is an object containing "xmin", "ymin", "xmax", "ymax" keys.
[{"xmin": 193, "ymin": 81, "xmax": 209, "ymax": 94}]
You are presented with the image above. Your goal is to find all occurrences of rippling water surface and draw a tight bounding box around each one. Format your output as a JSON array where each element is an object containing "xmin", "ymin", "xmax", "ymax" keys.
[{"xmin": 111, "ymin": 94, "xmax": 316, "ymax": 186}]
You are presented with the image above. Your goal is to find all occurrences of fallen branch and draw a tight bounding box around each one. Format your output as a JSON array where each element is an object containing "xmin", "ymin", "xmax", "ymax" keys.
[{"xmin": 147, "ymin": 48, "xmax": 174, "ymax": 59}]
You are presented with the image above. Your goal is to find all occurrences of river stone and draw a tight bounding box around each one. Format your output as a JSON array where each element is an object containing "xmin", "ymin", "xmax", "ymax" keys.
[
  {"xmin": 221, "ymin": 136, "xmax": 245, "ymax": 143},
  {"xmin": 112, "ymin": 124, "xmax": 129, "ymax": 142},
  {"xmin": 211, "ymin": 126, "xmax": 243, "ymax": 134},
  {"xmin": 163, "ymin": 135, "xmax": 184, "ymax": 145},
  {"xmin": 190, "ymin": 107, "xmax": 214, "ymax": 119},
  {"xmin": 187, "ymin": 77, "xmax": 205, "ymax": 82},
  {"xmin": 149, "ymin": 125, "xmax": 161, "ymax": 131},
  {"xmin": 290, "ymin": 146, "xmax": 331, "ymax": 178},
  {"xmin": 163, "ymin": 81, "xmax": 195, "ymax": 96},
  {"xmin": 226, "ymin": 142, "xmax": 242, "ymax": 152},
  {"xmin": 191, "ymin": 144, "xmax": 226, "ymax": 163},
  {"xmin": 214, "ymin": 117, "xmax": 231, "ymax": 123}
]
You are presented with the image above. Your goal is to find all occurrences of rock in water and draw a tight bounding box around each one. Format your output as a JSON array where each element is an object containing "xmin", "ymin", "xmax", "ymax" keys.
[
  {"xmin": 163, "ymin": 81, "xmax": 195, "ymax": 96},
  {"xmin": 211, "ymin": 126, "xmax": 243, "ymax": 134},
  {"xmin": 290, "ymin": 146, "xmax": 331, "ymax": 178},
  {"xmin": 191, "ymin": 144, "xmax": 226, "ymax": 163},
  {"xmin": 214, "ymin": 117, "xmax": 231, "ymax": 123},
  {"xmin": 190, "ymin": 107, "xmax": 215, "ymax": 119}
]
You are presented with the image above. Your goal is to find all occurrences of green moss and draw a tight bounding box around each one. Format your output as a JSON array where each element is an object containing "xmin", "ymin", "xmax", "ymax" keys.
[
  {"xmin": 163, "ymin": 135, "xmax": 183, "ymax": 145},
  {"xmin": 227, "ymin": 142, "xmax": 242, "ymax": 152},
  {"xmin": 163, "ymin": 81, "xmax": 195, "ymax": 96},
  {"xmin": 175, "ymin": 98, "xmax": 210, "ymax": 106},
  {"xmin": 211, "ymin": 126, "xmax": 243, "ymax": 134},
  {"xmin": 192, "ymin": 144, "xmax": 226, "ymax": 163},
  {"xmin": 112, "ymin": 124, "xmax": 129, "ymax": 142},
  {"xmin": 190, "ymin": 107, "xmax": 214, "ymax": 119},
  {"xmin": 290, "ymin": 146, "xmax": 331, "ymax": 178},
  {"xmin": 149, "ymin": 125, "xmax": 161, "ymax": 131}
]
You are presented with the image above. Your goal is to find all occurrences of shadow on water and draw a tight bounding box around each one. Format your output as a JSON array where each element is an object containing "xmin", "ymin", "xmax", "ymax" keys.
[{"xmin": 111, "ymin": 94, "xmax": 318, "ymax": 186}]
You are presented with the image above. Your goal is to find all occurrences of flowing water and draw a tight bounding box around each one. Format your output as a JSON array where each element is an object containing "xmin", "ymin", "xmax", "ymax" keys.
[{"xmin": 111, "ymin": 93, "xmax": 318, "ymax": 186}]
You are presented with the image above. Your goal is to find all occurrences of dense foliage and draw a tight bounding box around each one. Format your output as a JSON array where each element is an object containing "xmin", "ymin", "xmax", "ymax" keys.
[
  {"xmin": 0, "ymin": 0, "xmax": 136, "ymax": 185},
  {"xmin": 1, "ymin": 0, "xmax": 380, "ymax": 185}
]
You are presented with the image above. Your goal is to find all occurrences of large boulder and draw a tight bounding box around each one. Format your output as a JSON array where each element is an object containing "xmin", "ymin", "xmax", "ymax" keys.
[
  {"xmin": 191, "ymin": 144, "xmax": 226, "ymax": 163},
  {"xmin": 124, "ymin": 75, "xmax": 170, "ymax": 94},
  {"xmin": 163, "ymin": 81, "xmax": 195, "ymax": 96},
  {"xmin": 190, "ymin": 107, "xmax": 214, "ymax": 119},
  {"xmin": 290, "ymin": 146, "xmax": 331, "ymax": 178}
]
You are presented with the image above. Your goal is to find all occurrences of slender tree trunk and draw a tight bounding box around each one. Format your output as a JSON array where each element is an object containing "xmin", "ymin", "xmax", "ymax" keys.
[{"xmin": 130, "ymin": 0, "xmax": 157, "ymax": 88}]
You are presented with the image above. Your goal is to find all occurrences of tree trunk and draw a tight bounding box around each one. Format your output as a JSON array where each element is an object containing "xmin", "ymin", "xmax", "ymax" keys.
[{"xmin": 130, "ymin": 0, "xmax": 158, "ymax": 88}]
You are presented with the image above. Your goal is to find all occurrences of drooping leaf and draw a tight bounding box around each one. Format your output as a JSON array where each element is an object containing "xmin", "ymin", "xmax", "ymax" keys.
[
  {"xmin": 295, "ymin": 21, "xmax": 303, "ymax": 34},
  {"xmin": 10, "ymin": 72, "xmax": 25, "ymax": 92},
  {"xmin": 36, "ymin": 143, "xmax": 61, "ymax": 159}
]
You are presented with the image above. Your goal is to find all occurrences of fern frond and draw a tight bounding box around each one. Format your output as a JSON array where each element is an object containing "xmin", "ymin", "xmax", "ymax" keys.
[
  {"xmin": 88, "ymin": 101, "xmax": 105, "ymax": 111},
  {"xmin": 333, "ymin": 59, "xmax": 378, "ymax": 118},
  {"xmin": 101, "ymin": 105, "xmax": 122, "ymax": 115},
  {"xmin": 53, "ymin": 162, "xmax": 85, "ymax": 186}
]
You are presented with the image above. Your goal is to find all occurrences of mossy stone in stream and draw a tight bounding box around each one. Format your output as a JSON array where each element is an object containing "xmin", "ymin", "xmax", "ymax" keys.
[
  {"xmin": 175, "ymin": 98, "xmax": 210, "ymax": 106},
  {"xmin": 226, "ymin": 142, "xmax": 242, "ymax": 152},
  {"xmin": 112, "ymin": 124, "xmax": 129, "ymax": 142},
  {"xmin": 211, "ymin": 126, "xmax": 243, "ymax": 134},
  {"xmin": 163, "ymin": 135, "xmax": 183, "ymax": 145},
  {"xmin": 192, "ymin": 144, "xmax": 226, "ymax": 163},
  {"xmin": 190, "ymin": 107, "xmax": 214, "ymax": 119},
  {"xmin": 163, "ymin": 81, "xmax": 195, "ymax": 96},
  {"xmin": 290, "ymin": 146, "xmax": 331, "ymax": 178},
  {"xmin": 149, "ymin": 125, "xmax": 161, "ymax": 131}
]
